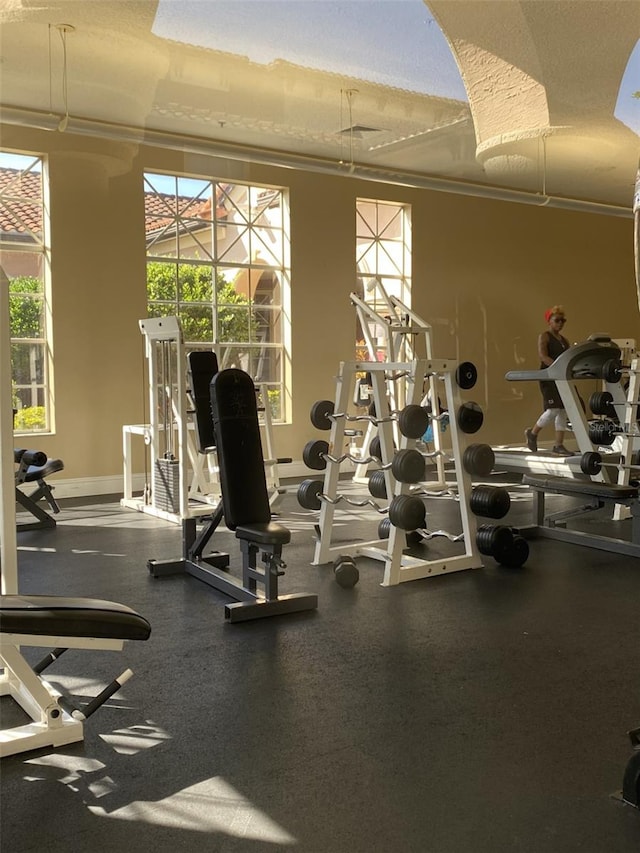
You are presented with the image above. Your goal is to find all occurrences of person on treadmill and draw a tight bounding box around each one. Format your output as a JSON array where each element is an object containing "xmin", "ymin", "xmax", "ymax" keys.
[{"xmin": 524, "ymin": 306, "xmax": 573, "ymax": 456}]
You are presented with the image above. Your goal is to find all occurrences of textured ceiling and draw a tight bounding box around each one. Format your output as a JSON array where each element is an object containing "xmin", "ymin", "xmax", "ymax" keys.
[{"xmin": 0, "ymin": 0, "xmax": 638, "ymax": 211}]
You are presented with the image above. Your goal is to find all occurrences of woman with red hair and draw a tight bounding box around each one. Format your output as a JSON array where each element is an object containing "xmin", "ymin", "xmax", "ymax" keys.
[{"xmin": 524, "ymin": 305, "xmax": 573, "ymax": 455}]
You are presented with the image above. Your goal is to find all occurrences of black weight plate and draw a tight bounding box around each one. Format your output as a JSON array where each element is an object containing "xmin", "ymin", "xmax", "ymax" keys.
[
  {"xmin": 601, "ymin": 358, "xmax": 622, "ymax": 384},
  {"xmin": 397, "ymin": 404, "xmax": 430, "ymax": 439},
  {"xmin": 378, "ymin": 517, "xmax": 391, "ymax": 539},
  {"xmin": 457, "ymin": 401, "xmax": 484, "ymax": 434},
  {"xmin": 391, "ymin": 448, "xmax": 426, "ymax": 484},
  {"xmin": 297, "ymin": 478, "xmax": 323, "ymax": 510},
  {"xmin": 580, "ymin": 451, "xmax": 602, "ymax": 475},
  {"xmin": 302, "ymin": 439, "xmax": 329, "ymax": 470},
  {"xmin": 368, "ymin": 470, "xmax": 387, "ymax": 499},
  {"xmin": 456, "ymin": 361, "xmax": 478, "ymax": 390},
  {"xmin": 388, "ymin": 494, "xmax": 426, "ymax": 531},
  {"xmin": 588, "ymin": 390, "xmax": 615, "ymax": 417},
  {"xmin": 476, "ymin": 524, "xmax": 513, "ymax": 556},
  {"xmin": 310, "ymin": 399, "xmax": 334, "ymax": 430},
  {"xmin": 470, "ymin": 486, "xmax": 510, "ymax": 519},
  {"xmin": 463, "ymin": 443, "xmax": 495, "ymax": 477}
]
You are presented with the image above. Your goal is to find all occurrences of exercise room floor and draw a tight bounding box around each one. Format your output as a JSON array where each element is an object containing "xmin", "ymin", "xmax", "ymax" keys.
[{"xmin": 3, "ymin": 479, "xmax": 640, "ymax": 852}]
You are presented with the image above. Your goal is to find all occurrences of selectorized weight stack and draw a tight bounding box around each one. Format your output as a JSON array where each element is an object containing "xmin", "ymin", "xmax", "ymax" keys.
[
  {"xmin": 299, "ymin": 356, "xmax": 488, "ymax": 586},
  {"xmin": 121, "ymin": 316, "xmax": 288, "ymax": 523}
]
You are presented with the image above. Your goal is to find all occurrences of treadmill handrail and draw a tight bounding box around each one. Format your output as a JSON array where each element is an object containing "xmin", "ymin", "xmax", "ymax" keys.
[{"xmin": 505, "ymin": 341, "xmax": 621, "ymax": 383}]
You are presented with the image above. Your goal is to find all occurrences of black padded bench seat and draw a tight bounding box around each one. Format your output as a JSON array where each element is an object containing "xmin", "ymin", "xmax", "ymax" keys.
[
  {"xmin": 22, "ymin": 458, "xmax": 65, "ymax": 483},
  {"xmin": 520, "ymin": 474, "xmax": 640, "ymax": 559},
  {"xmin": 0, "ymin": 595, "xmax": 151, "ymax": 641},
  {"xmin": 235, "ymin": 522, "xmax": 291, "ymax": 546},
  {"xmin": 523, "ymin": 474, "xmax": 639, "ymax": 501}
]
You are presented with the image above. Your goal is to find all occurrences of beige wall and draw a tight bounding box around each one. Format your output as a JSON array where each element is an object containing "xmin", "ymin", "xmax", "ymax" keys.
[{"xmin": 4, "ymin": 124, "xmax": 637, "ymax": 483}]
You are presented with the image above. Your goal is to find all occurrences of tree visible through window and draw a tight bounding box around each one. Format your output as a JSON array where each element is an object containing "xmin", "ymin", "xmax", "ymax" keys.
[
  {"xmin": 144, "ymin": 172, "xmax": 290, "ymax": 421},
  {"xmin": 0, "ymin": 152, "xmax": 51, "ymax": 433}
]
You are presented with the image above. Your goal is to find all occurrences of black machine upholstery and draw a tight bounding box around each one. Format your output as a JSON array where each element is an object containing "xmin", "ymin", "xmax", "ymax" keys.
[
  {"xmin": 523, "ymin": 474, "xmax": 639, "ymax": 501},
  {"xmin": 0, "ymin": 595, "xmax": 151, "ymax": 641},
  {"xmin": 187, "ymin": 350, "xmax": 219, "ymax": 452},
  {"xmin": 210, "ymin": 368, "xmax": 274, "ymax": 532}
]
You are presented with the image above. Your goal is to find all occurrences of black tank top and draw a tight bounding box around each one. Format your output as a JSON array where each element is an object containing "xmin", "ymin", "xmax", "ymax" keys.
[{"xmin": 540, "ymin": 331, "xmax": 569, "ymax": 368}]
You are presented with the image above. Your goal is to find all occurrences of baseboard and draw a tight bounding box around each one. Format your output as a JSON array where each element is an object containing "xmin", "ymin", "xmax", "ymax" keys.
[{"xmin": 24, "ymin": 461, "xmax": 317, "ymax": 500}]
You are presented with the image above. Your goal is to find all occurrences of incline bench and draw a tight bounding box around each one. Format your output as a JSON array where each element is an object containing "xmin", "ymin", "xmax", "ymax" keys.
[
  {"xmin": 0, "ymin": 595, "xmax": 151, "ymax": 757},
  {"xmin": 15, "ymin": 449, "xmax": 65, "ymax": 531},
  {"xmin": 149, "ymin": 366, "xmax": 318, "ymax": 622},
  {"xmin": 521, "ymin": 474, "xmax": 640, "ymax": 557}
]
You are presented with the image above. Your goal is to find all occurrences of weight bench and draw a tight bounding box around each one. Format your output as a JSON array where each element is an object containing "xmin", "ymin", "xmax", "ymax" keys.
[
  {"xmin": 521, "ymin": 473, "xmax": 640, "ymax": 557},
  {"xmin": 0, "ymin": 595, "xmax": 151, "ymax": 757},
  {"xmin": 149, "ymin": 367, "xmax": 317, "ymax": 622},
  {"xmin": 15, "ymin": 449, "xmax": 65, "ymax": 531}
]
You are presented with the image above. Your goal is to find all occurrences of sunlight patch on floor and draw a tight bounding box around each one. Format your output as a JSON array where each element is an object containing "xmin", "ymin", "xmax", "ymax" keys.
[
  {"xmin": 100, "ymin": 722, "xmax": 172, "ymax": 755},
  {"xmin": 88, "ymin": 775, "xmax": 298, "ymax": 843}
]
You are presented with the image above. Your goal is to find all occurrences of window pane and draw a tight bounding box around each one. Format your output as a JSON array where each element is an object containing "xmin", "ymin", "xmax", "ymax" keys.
[
  {"xmin": 147, "ymin": 261, "xmax": 177, "ymax": 302},
  {"xmin": 145, "ymin": 173, "xmax": 289, "ymax": 421},
  {"xmin": 179, "ymin": 264, "xmax": 213, "ymax": 302},
  {"xmin": 252, "ymin": 306, "xmax": 281, "ymax": 344},
  {"xmin": 179, "ymin": 304, "xmax": 214, "ymax": 343},
  {"xmin": 258, "ymin": 385, "xmax": 282, "ymax": 422},
  {"xmin": 218, "ymin": 344, "xmax": 251, "ymax": 372},
  {"xmin": 12, "ymin": 342, "xmax": 47, "ymax": 432},
  {"xmin": 0, "ymin": 147, "xmax": 50, "ymax": 435},
  {"xmin": 250, "ymin": 347, "xmax": 281, "ymax": 385},
  {"xmin": 0, "ymin": 154, "xmax": 44, "ymax": 245},
  {"xmin": 218, "ymin": 305, "xmax": 250, "ymax": 343},
  {"xmin": 217, "ymin": 222, "xmax": 250, "ymax": 264},
  {"xmin": 146, "ymin": 216, "xmax": 178, "ymax": 255},
  {"xmin": 356, "ymin": 199, "xmax": 411, "ymax": 358},
  {"xmin": 177, "ymin": 221, "xmax": 214, "ymax": 261},
  {"xmin": 9, "ymin": 292, "xmax": 44, "ymax": 338}
]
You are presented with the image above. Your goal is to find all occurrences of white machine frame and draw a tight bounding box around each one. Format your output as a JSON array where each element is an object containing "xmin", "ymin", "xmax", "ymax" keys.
[
  {"xmin": 350, "ymin": 282, "xmax": 447, "ymax": 489},
  {"xmin": 121, "ymin": 316, "xmax": 286, "ymax": 523},
  {"xmin": 0, "ymin": 633, "xmax": 126, "ymax": 757}
]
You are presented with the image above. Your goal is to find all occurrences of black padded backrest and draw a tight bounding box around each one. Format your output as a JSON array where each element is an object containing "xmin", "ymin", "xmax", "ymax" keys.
[
  {"xmin": 187, "ymin": 350, "xmax": 219, "ymax": 451},
  {"xmin": 210, "ymin": 368, "xmax": 271, "ymax": 529}
]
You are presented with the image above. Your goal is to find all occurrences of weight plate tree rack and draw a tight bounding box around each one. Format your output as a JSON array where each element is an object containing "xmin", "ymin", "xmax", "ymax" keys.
[
  {"xmin": 310, "ymin": 357, "xmax": 483, "ymax": 586},
  {"xmin": 349, "ymin": 283, "xmax": 447, "ymax": 491}
]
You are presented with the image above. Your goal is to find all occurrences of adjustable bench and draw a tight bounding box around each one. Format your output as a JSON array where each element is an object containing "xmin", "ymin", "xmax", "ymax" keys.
[
  {"xmin": 149, "ymin": 367, "xmax": 318, "ymax": 622},
  {"xmin": 521, "ymin": 473, "xmax": 640, "ymax": 557},
  {"xmin": 0, "ymin": 595, "xmax": 151, "ymax": 757},
  {"xmin": 15, "ymin": 449, "xmax": 65, "ymax": 531}
]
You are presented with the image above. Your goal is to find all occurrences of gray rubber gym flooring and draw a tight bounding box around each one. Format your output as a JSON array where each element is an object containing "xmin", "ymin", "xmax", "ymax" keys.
[{"xmin": 3, "ymin": 478, "xmax": 640, "ymax": 852}]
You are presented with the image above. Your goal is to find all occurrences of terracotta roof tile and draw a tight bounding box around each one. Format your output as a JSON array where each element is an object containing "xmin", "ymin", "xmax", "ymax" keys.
[
  {"xmin": 0, "ymin": 169, "xmax": 43, "ymax": 236},
  {"xmin": 0, "ymin": 168, "xmax": 227, "ymax": 240}
]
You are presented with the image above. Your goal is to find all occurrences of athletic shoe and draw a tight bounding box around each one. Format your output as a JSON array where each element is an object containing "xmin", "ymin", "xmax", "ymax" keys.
[
  {"xmin": 525, "ymin": 428, "xmax": 537, "ymax": 453},
  {"xmin": 552, "ymin": 445, "xmax": 574, "ymax": 456}
]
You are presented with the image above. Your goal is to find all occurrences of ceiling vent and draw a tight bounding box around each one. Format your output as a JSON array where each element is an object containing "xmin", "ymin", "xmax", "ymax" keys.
[{"xmin": 338, "ymin": 125, "xmax": 385, "ymax": 137}]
